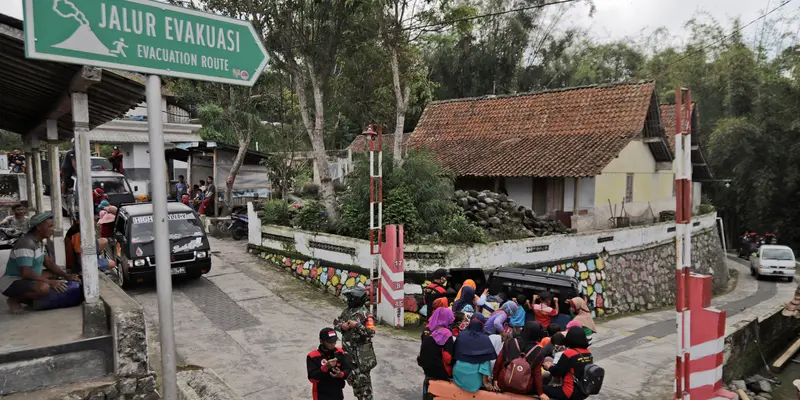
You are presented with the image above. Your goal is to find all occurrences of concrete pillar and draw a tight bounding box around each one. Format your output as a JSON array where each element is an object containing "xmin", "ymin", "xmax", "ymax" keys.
[
  {"xmin": 72, "ymin": 92, "xmax": 99, "ymax": 303},
  {"xmin": 31, "ymin": 137, "xmax": 44, "ymax": 215},
  {"xmin": 47, "ymin": 120, "xmax": 65, "ymax": 266},
  {"xmin": 22, "ymin": 139, "xmax": 35, "ymax": 212}
]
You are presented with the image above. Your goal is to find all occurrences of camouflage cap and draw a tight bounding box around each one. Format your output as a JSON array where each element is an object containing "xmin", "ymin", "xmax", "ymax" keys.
[{"xmin": 28, "ymin": 212, "xmax": 54, "ymax": 231}]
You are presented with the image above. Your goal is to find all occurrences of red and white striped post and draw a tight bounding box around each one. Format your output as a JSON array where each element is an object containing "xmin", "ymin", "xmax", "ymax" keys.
[
  {"xmin": 365, "ymin": 125, "xmax": 383, "ymax": 313},
  {"xmin": 675, "ymin": 88, "xmax": 693, "ymax": 399}
]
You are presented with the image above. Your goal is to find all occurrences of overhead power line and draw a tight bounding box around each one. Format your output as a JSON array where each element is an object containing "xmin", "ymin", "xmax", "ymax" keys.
[
  {"xmin": 657, "ymin": 0, "xmax": 794, "ymax": 73},
  {"xmin": 266, "ymin": 0, "xmax": 578, "ymax": 54},
  {"xmin": 403, "ymin": 0, "xmax": 579, "ymax": 32}
]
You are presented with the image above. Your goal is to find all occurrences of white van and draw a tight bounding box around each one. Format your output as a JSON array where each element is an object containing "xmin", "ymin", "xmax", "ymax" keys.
[{"xmin": 750, "ymin": 245, "xmax": 796, "ymax": 281}]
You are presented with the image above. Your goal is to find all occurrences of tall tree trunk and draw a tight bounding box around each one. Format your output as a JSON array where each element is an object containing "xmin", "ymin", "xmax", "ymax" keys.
[
  {"xmin": 224, "ymin": 131, "xmax": 251, "ymax": 216},
  {"xmin": 390, "ymin": 46, "xmax": 410, "ymax": 165},
  {"xmin": 293, "ymin": 61, "xmax": 339, "ymax": 221}
]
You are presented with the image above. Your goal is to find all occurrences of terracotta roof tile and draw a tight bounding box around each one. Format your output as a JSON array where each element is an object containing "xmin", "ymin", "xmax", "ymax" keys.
[
  {"xmin": 348, "ymin": 133, "xmax": 407, "ymax": 153},
  {"xmin": 660, "ymin": 103, "xmax": 696, "ymax": 150},
  {"xmin": 408, "ymin": 81, "xmax": 657, "ymax": 177}
]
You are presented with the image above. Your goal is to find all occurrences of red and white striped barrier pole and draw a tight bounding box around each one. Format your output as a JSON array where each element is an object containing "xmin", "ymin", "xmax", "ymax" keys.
[
  {"xmin": 674, "ymin": 88, "xmax": 730, "ymax": 400},
  {"xmin": 366, "ymin": 125, "xmax": 383, "ymax": 314},
  {"xmin": 675, "ymin": 88, "xmax": 692, "ymax": 399}
]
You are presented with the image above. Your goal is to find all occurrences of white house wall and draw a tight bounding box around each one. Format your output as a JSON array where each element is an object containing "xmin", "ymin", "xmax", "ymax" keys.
[{"xmin": 505, "ymin": 177, "xmax": 533, "ymax": 210}]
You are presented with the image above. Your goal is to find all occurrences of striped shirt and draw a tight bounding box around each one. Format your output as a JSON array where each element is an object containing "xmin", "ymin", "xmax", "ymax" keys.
[{"xmin": 0, "ymin": 233, "xmax": 45, "ymax": 292}]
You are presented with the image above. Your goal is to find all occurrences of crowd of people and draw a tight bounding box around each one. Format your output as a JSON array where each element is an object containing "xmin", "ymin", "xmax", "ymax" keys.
[
  {"xmin": 418, "ymin": 269, "xmax": 602, "ymax": 399},
  {"xmin": 6, "ymin": 150, "xmax": 25, "ymax": 173},
  {"xmin": 173, "ymin": 175, "xmax": 216, "ymax": 215}
]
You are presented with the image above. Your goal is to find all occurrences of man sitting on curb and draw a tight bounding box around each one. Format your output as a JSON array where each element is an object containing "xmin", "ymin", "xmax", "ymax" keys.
[{"xmin": 0, "ymin": 213, "xmax": 80, "ymax": 314}]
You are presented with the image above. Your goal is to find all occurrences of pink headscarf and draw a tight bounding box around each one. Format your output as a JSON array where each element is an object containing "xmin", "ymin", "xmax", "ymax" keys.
[{"xmin": 427, "ymin": 307, "xmax": 456, "ymax": 346}]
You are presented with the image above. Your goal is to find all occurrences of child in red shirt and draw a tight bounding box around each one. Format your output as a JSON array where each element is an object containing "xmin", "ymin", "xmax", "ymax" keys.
[{"xmin": 532, "ymin": 291, "xmax": 559, "ymax": 327}]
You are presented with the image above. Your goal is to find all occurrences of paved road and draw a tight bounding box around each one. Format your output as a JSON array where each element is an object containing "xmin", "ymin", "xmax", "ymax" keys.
[{"xmin": 125, "ymin": 240, "xmax": 793, "ymax": 400}]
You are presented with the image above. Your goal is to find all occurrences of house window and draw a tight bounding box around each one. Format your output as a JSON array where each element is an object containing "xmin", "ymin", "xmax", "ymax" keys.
[{"xmin": 625, "ymin": 174, "xmax": 634, "ymax": 202}]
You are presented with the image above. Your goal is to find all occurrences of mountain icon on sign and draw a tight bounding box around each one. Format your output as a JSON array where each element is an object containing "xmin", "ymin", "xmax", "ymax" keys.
[{"xmin": 51, "ymin": 0, "xmax": 116, "ymax": 57}]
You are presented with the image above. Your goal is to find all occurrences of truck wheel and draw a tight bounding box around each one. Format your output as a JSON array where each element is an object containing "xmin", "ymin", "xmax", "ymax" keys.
[
  {"xmin": 788, "ymin": 277, "xmax": 794, "ymax": 283},
  {"xmin": 116, "ymin": 264, "xmax": 133, "ymax": 289},
  {"xmin": 44, "ymin": 185, "xmax": 50, "ymax": 196}
]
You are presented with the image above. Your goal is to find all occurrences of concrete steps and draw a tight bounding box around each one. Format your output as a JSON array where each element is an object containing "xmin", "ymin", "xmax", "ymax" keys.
[{"xmin": 0, "ymin": 335, "xmax": 114, "ymax": 396}]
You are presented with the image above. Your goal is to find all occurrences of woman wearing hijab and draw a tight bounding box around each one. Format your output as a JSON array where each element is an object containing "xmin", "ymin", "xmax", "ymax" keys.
[
  {"xmin": 452, "ymin": 314, "xmax": 500, "ymax": 393},
  {"xmin": 543, "ymin": 326, "xmax": 593, "ymax": 400},
  {"xmin": 432, "ymin": 297, "xmax": 449, "ymax": 314},
  {"xmin": 492, "ymin": 321, "xmax": 553, "ymax": 397},
  {"xmin": 484, "ymin": 301, "xmax": 518, "ymax": 335},
  {"xmin": 454, "ymin": 279, "xmax": 476, "ymax": 303},
  {"xmin": 452, "ymin": 285, "xmax": 477, "ymax": 313},
  {"xmin": 418, "ymin": 307, "xmax": 456, "ymax": 395},
  {"xmin": 568, "ymin": 297, "xmax": 597, "ymax": 346}
]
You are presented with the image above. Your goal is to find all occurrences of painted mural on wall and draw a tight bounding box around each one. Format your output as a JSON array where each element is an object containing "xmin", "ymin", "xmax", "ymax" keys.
[
  {"xmin": 540, "ymin": 258, "xmax": 609, "ymax": 317},
  {"xmin": 259, "ymin": 251, "xmax": 371, "ymax": 297}
]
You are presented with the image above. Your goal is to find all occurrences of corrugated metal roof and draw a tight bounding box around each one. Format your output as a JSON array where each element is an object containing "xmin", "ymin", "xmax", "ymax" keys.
[
  {"xmin": 87, "ymin": 119, "xmax": 203, "ymax": 144},
  {"xmin": 0, "ymin": 14, "xmax": 146, "ymax": 141},
  {"xmin": 86, "ymin": 131, "xmax": 204, "ymax": 144}
]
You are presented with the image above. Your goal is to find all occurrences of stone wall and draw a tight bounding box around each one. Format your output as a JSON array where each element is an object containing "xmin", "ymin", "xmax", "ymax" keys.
[
  {"xmin": 248, "ymin": 206, "xmax": 727, "ymax": 317},
  {"xmin": 603, "ymin": 228, "xmax": 728, "ymax": 314},
  {"xmin": 79, "ymin": 276, "xmax": 162, "ymax": 400},
  {"xmin": 723, "ymin": 306, "xmax": 800, "ymax": 382}
]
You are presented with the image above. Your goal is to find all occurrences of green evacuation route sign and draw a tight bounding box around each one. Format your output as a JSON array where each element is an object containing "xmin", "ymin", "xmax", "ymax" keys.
[{"xmin": 23, "ymin": 0, "xmax": 269, "ymax": 86}]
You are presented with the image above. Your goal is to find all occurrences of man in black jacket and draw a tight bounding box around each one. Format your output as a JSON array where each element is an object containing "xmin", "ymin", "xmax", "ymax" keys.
[
  {"xmin": 307, "ymin": 328, "xmax": 354, "ymax": 400},
  {"xmin": 423, "ymin": 268, "xmax": 451, "ymax": 320}
]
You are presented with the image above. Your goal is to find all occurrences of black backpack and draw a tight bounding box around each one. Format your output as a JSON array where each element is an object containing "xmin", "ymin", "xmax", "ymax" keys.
[{"xmin": 574, "ymin": 363, "xmax": 604, "ymax": 396}]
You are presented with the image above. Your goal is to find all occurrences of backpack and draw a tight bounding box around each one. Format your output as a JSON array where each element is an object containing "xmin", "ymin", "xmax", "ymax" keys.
[
  {"xmin": 502, "ymin": 339, "xmax": 536, "ymax": 393},
  {"xmin": 574, "ymin": 363, "xmax": 605, "ymax": 396}
]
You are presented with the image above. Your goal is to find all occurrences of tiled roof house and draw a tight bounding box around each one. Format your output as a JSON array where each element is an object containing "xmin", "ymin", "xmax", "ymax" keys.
[{"xmin": 408, "ymin": 81, "xmax": 697, "ymax": 231}]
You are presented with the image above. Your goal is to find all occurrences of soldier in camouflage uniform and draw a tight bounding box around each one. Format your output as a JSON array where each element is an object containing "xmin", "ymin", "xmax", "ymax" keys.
[{"xmin": 334, "ymin": 287, "xmax": 376, "ymax": 400}]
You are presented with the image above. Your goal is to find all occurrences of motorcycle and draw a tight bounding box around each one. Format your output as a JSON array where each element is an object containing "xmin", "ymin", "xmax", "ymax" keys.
[
  {"xmin": 0, "ymin": 227, "xmax": 23, "ymax": 249},
  {"xmin": 739, "ymin": 235, "xmax": 757, "ymax": 259},
  {"xmin": 229, "ymin": 213, "xmax": 248, "ymax": 241}
]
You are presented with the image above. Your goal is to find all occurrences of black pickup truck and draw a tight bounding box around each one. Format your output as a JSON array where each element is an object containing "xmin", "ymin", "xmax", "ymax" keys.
[{"xmin": 447, "ymin": 266, "xmax": 581, "ymax": 316}]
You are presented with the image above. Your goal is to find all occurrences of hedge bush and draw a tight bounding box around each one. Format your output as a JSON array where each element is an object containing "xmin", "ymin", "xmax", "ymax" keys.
[
  {"xmin": 261, "ymin": 199, "xmax": 292, "ymax": 226},
  {"xmin": 295, "ymin": 201, "xmax": 329, "ymax": 232},
  {"xmin": 337, "ymin": 150, "xmax": 481, "ymax": 243}
]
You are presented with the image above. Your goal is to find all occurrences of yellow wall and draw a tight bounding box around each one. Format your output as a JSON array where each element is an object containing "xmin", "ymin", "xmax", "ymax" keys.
[{"xmin": 595, "ymin": 140, "xmax": 674, "ymax": 206}]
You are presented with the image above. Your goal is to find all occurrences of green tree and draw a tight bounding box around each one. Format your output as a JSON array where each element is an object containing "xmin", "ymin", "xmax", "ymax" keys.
[{"xmin": 169, "ymin": 77, "xmax": 273, "ymax": 215}]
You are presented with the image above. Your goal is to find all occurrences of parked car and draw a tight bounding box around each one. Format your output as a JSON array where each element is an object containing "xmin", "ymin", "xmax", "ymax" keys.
[
  {"xmin": 64, "ymin": 171, "xmax": 135, "ymax": 218},
  {"xmin": 110, "ymin": 202, "xmax": 212, "ymax": 288},
  {"xmin": 750, "ymin": 245, "xmax": 796, "ymax": 281},
  {"xmin": 43, "ymin": 156, "xmax": 113, "ymax": 195}
]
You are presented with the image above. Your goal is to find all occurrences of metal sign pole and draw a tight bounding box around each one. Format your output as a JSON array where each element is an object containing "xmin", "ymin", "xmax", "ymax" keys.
[{"xmin": 146, "ymin": 75, "xmax": 178, "ymax": 400}]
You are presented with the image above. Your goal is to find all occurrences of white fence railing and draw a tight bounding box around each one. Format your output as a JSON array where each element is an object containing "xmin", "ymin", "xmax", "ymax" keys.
[{"xmin": 247, "ymin": 204, "xmax": 718, "ymax": 272}]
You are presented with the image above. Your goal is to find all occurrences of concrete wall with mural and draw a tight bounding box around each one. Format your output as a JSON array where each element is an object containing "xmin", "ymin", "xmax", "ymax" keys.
[
  {"xmin": 255, "ymin": 251, "xmax": 372, "ymax": 297},
  {"xmin": 248, "ymin": 207, "xmax": 726, "ymax": 317},
  {"xmin": 539, "ymin": 257, "xmax": 609, "ymax": 317}
]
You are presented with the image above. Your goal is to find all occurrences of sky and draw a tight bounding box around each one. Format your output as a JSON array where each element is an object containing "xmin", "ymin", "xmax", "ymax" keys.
[{"xmin": 0, "ymin": 0, "xmax": 790, "ymax": 47}]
